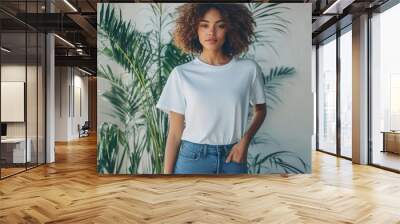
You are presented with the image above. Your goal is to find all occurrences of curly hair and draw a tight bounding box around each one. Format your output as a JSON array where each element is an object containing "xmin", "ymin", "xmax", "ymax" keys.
[{"xmin": 173, "ymin": 3, "xmax": 255, "ymax": 57}]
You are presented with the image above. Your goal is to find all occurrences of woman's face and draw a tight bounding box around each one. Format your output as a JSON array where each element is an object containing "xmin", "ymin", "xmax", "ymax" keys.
[{"xmin": 197, "ymin": 8, "xmax": 227, "ymax": 53}]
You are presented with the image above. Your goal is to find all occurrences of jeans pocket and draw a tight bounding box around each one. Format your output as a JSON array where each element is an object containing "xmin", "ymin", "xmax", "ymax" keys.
[
  {"xmin": 229, "ymin": 160, "xmax": 247, "ymax": 166},
  {"xmin": 234, "ymin": 160, "xmax": 246, "ymax": 164},
  {"xmin": 223, "ymin": 160, "xmax": 248, "ymax": 174},
  {"xmin": 178, "ymin": 142, "xmax": 202, "ymax": 161}
]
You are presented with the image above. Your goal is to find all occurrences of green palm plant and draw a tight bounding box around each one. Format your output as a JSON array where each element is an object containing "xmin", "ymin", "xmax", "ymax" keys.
[
  {"xmin": 246, "ymin": 65, "xmax": 309, "ymax": 174},
  {"xmin": 248, "ymin": 151, "xmax": 309, "ymax": 174},
  {"xmin": 99, "ymin": 4, "xmax": 165, "ymax": 173},
  {"xmin": 97, "ymin": 65, "xmax": 145, "ymax": 174},
  {"xmin": 98, "ymin": 3, "xmax": 308, "ymax": 174},
  {"xmin": 246, "ymin": 3, "xmax": 308, "ymax": 173},
  {"xmin": 247, "ymin": 3, "xmax": 290, "ymax": 56},
  {"xmin": 97, "ymin": 122, "xmax": 128, "ymax": 174},
  {"xmin": 264, "ymin": 66, "xmax": 295, "ymax": 110},
  {"xmin": 98, "ymin": 3, "xmax": 193, "ymax": 174}
]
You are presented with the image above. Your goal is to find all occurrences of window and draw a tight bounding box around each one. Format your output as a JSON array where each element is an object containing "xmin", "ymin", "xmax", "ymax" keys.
[
  {"xmin": 340, "ymin": 28, "xmax": 352, "ymax": 158},
  {"xmin": 371, "ymin": 2, "xmax": 400, "ymax": 171},
  {"xmin": 318, "ymin": 36, "xmax": 337, "ymax": 154}
]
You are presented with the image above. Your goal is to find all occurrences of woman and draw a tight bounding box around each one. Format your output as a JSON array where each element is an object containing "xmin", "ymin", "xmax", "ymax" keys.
[{"xmin": 156, "ymin": 3, "xmax": 267, "ymax": 174}]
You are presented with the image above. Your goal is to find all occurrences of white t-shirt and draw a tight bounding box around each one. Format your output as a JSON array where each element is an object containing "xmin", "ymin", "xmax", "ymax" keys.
[{"xmin": 156, "ymin": 57, "xmax": 266, "ymax": 145}]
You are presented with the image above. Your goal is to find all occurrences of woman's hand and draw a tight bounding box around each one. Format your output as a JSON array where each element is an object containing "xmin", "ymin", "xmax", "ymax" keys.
[
  {"xmin": 225, "ymin": 103, "xmax": 267, "ymax": 164},
  {"xmin": 225, "ymin": 138, "xmax": 250, "ymax": 163}
]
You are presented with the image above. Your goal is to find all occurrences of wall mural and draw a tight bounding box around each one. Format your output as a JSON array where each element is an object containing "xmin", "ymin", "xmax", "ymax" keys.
[{"xmin": 97, "ymin": 3, "xmax": 312, "ymax": 174}]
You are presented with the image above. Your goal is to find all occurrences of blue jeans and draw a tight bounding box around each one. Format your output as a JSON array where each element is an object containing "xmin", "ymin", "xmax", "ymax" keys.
[{"xmin": 174, "ymin": 140, "xmax": 248, "ymax": 174}]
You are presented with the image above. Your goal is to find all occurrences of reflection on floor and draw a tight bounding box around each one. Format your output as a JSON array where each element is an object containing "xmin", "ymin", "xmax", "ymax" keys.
[
  {"xmin": 341, "ymin": 148, "xmax": 352, "ymax": 158},
  {"xmin": 0, "ymin": 163, "xmax": 39, "ymax": 178},
  {"xmin": 373, "ymin": 150, "xmax": 400, "ymax": 171},
  {"xmin": 0, "ymin": 167, "xmax": 25, "ymax": 178}
]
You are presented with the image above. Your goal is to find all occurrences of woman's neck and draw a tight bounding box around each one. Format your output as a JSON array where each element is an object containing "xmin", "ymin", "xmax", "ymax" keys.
[{"xmin": 199, "ymin": 50, "xmax": 231, "ymax": 66}]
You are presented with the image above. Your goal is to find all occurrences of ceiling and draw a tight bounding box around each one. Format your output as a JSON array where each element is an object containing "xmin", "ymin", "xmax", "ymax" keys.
[
  {"xmin": 0, "ymin": 0, "xmax": 97, "ymax": 74},
  {"xmin": 0, "ymin": 0, "xmax": 394, "ymax": 75},
  {"xmin": 310, "ymin": 0, "xmax": 390, "ymax": 44}
]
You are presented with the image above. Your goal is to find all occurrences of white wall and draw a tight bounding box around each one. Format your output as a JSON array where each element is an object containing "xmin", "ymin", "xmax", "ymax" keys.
[
  {"xmin": 1, "ymin": 63, "xmax": 46, "ymax": 163},
  {"xmin": 72, "ymin": 72, "xmax": 89, "ymax": 138},
  {"xmin": 55, "ymin": 67, "xmax": 89, "ymax": 141},
  {"xmin": 1, "ymin": 65, "xmax": 26, "ymax": 139},
  {"xmin": 1, "ymin": 65, "xmax": 36, "ymax": 138},
  {"xmin": 55, "ymin": 66, "xmax": 68, "ymax": 141}
]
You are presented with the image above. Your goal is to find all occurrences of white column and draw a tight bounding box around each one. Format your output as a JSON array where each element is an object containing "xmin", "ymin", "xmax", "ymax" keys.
[
  {"xmin": 45, "ymin": 1, "xmax": 55, "ymax": 163},
  {"xmin": 46, "ymin": 33, "xmax": 55, "ymax": 163},
  {"xmin": 352, "ymin": 14, "xmax": 369, "ymax": 164}
]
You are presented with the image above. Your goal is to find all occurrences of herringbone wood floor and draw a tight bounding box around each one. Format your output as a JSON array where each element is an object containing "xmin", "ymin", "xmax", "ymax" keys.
[{"xmin": 1, "ymin": 135, "xmax": 400, "ymax": 224}]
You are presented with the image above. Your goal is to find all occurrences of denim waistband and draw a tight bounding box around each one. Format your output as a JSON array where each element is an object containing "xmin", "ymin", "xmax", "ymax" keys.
[{"xmin": 181, "ymin": 140, "xmax": 237, "ymax": 151}]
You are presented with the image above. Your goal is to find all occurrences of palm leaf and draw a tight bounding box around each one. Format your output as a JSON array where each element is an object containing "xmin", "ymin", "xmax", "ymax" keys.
[
  {"xmin": 264, "ymin": 66, "xmax": 295, "ymax": 110},
  {"xmin": 97, "ymin": 122, "xmax": 125, "ymax": 174},
  {"xmin": 98, "ymin": 65, "xmax": 143, "ymax": 127},
  {"xmin": 248, "ymin": 151, "xmax": 308, "ymax": 174},
  {"xmin": 247, "ymin": 3, "xmax": 290, "ymax": 56},
  {"xmin": 99, "ymin": 4, "xmax": 166, "ymax": 173}
]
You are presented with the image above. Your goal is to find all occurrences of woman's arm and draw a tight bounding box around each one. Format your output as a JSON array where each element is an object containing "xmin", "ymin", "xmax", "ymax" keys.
[
  {"xmin": 164, "ymin": 111, "xmax": 185, "ymax": 174},
  {"xmin": 226, "ymin": 103, "xmax": 267, "ymax": 163},
  {"xmin": 243, "ymin": 103, "xmax": 267, "ymax": 144}
]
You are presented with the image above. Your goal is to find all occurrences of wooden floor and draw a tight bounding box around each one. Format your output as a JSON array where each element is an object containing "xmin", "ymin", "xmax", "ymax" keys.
[
  {"xmin": 1, "ymin": 135, "xmax": 400, "ymax": 223},
  {"xmin": 1, "ymin": 162, "xmax": 45, "ymax": 178},
  {"xmin": 372, "ymin": 150, "xmax": 400, "ymax": 171},
  {"xmin": 0, "ymin": 167, "xmax": 26, "ymax": 178}
]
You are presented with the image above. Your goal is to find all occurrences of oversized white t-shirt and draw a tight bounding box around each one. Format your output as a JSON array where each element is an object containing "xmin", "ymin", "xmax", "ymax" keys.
[{"xmin": 156, "ymin": 57, "xmax": 266, "ymax": 145}]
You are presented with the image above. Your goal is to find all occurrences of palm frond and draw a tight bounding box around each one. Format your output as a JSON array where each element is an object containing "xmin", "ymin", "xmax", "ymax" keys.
[
  {"xmin": 98, "ymin": 65, "xmax": 143, "ymax": 127},
  {"xmin": 264, "ymin": 66, "xmax": 295, "ymax": 109},
  {"xmin": 128, "ymin": 133, "xmax": 146, "ymax": 174},
  {"xmin": 248, "ymin": 151, "xmax": 308, "ymax": 174},
  {"xmin": 99, "ymin": 4, "xmax": 154, "ymax": 101},
  {"xmin": 247, "ymin": 3, "xmax": 290, "ymax": 56},
  {"xmin": 162, "ymin": 42, "xmax": 193, "ymax": 77},
  {"xmin": 97, "ymin": 122, "xmax": 125, "ymax": 174},
  {"xmin": 99, "ymin": 4, "xmax": 168, "ymax": 173}
]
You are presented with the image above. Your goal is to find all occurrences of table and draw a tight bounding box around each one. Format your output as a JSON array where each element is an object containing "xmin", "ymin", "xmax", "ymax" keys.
[
  {"xmin": 381, "ymin": 131, "xmax": 400, "ymax": 154},
  {"xmin": 1, "ymin": 138, "xmax": 32, "ymax": 163}
]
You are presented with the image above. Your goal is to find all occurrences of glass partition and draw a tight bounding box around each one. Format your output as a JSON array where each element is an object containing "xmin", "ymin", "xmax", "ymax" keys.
[
  {"xmin": 339, "ymin": 28, "xmax": 352, "ymax": 158},
  {"xmin": 317, "ymin": 36, "xmax": 337, "ymax": 155},
  {"xmin": 371, "ymin": 3, "xmax": 400, "ymax": 171},
  {"xmin": 1, "ymin": 30, "xmax": 28, "ymax": 177},
  {"xmin": 0, "ymin": 0, "xmax": 46, "ymax": 179}
]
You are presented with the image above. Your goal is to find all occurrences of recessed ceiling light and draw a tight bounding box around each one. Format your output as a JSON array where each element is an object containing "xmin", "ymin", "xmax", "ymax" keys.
[
  {"xmin": 323, "ymin": 0, "xmax": 344, "ymax": 14},
  {"xmin": 1, "ymin": 47, "xmax": 11, "ymax": 53},
  {"xmin": 63, "ymin": 0, "xmax": 78, "ymax": 12},
  {"xmin": 78, "ymin": 67, "xmax": 92, "ymax": 76},
  {"xmin": 54, "ymin": 34, "xmax": 75, "ymax": 48}
]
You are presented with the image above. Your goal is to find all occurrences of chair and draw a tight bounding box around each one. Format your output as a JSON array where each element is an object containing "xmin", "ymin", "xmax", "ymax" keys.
[{"xmin": 78, "ymin": 121, "xmax": 90, "ymax": 138}]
